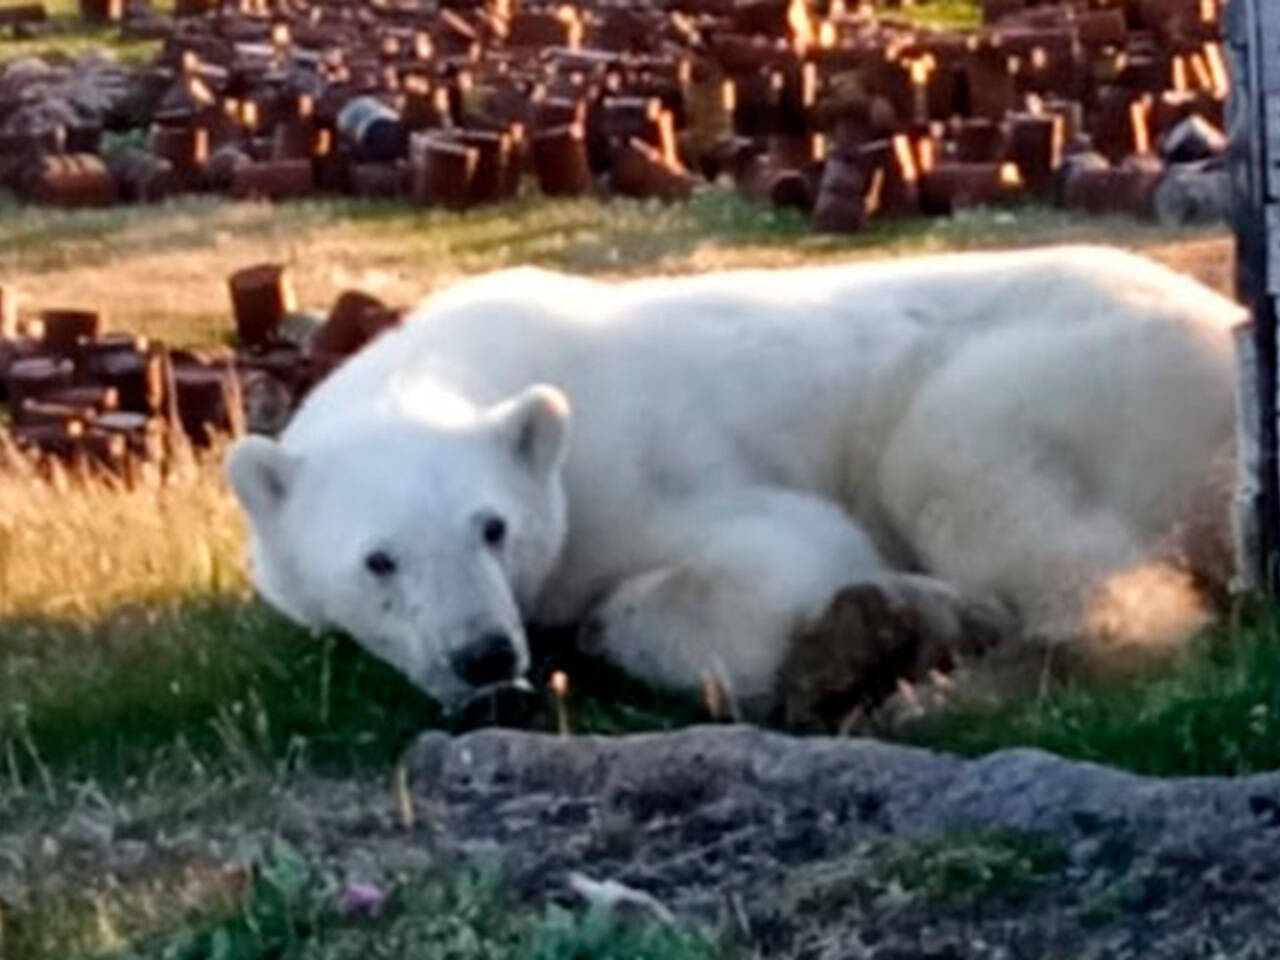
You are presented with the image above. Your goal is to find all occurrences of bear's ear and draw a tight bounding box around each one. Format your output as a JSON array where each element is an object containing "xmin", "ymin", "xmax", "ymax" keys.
[
  {"xmin": 487, "ymin": 384, "xmax": 571, "ymax": 477},
  {"xmin": 225, "ymin": 434, "xmax": 298, "ymax": 523}
]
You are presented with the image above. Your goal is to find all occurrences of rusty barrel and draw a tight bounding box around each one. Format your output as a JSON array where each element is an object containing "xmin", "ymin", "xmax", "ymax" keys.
[
  {"xmin": 228, "ymin": 263, "xmax": 296, "ymax": 350},
  {"xmin": 1008, "ymin": 113, "xmax": 1064, "ymax": 199},
  {"xmin": 149, "ymin": 125, "xmax": 209, "ymax": 185},
  {"xmin": 25, "ymin": 154, "xmax": 117, "ymax": 207},
  {"xmin": 453, "ymin": 129, "xmax": 512, "ymax": 205},
  {"xmin": 351, "ymin": 162, "xmax": 408, "ymax": 199},
  {"xmin": 812, "ymin": 152, "xmax": 869, "ymax": 233},
  {"xmin": 40, "ymin": 309, "xmax": 104, "ymax": 359},
  {"xmin": 337, "ymin": 96, "xmax": 408, "ymax": 163},
  {"xmin": 5, "ymin": 356, "xmax": 74, "ymax": 418},
  {"xmin": 411, "ymin": 135, "xmax": 478, "ymax": 208},
  {"xmin": 172, "ymin": 362, "xmax": 242, "ymax": 446},
  {"xmin": 919, "ymin": 161, "xmax": 1025, "ymax": 213},
  {"xmin": 312, "ymin": 289, "xmax": 399, "ymax": 359},
  {"xmin": 531, "ymin": 123, "xmax": 592, "ymax": 196},
  {"xmin": 83, "ymin": 336, "xmax": 164, "ymax": 413},
  {"xmin": 230, "ymin": 160, "xmax": 314, "ymax": 201},
  {"xmin": 609, "ymin": 138, "xmax": 694, "ymax": 201}
]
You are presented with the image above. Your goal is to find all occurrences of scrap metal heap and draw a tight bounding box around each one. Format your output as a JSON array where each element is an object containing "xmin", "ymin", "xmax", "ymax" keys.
[
  {"xmin": 0, "ymin": 266, "xmax": 403, "ymax": 478},
  {"xmin": 0, "ymin": 0, "xmax": 1229, "ymax": 222}
]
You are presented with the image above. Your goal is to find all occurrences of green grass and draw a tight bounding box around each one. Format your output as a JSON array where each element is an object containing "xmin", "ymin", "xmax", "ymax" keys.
[
  {"xmin": 0, "ymin": 21, "xmax": 162, "ymax": 64},
  {"xmin": 784, "ymin": 828, "xmax": 1066, "ymax": 923},
  {"xmin": 9, "ymin": 839, "xmax": 726, "ymax": 960},
  {"xmin": 0, "ymin": 592, "xmax": 708, "ymax": 793},
  {"xmin": 0, "ymin": 0, "xmax": 173, "ymax": 64},
  {"xmin": 879, "ymin": 830, "xmax": 1067, "ymax": 906},
  {"xmin": 886, "ymin": 0, "xmax": 982, "ymax": 29},
  {"xmin": 905, "ymin": 597, "xmax": 1280, "ymax": 777},
  {"xmin": 116, "ymin": 852, "xmax": 724, "ymax": 960},
  {"xmin": 2, "ymin": 598, "xmax": 442, "ymax": 788}
]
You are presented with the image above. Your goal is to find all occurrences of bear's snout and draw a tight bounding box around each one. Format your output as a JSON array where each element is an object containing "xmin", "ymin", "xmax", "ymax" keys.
[{"xmin": 450, "ymin": 631, "xmax": 520, "ymax": 687}]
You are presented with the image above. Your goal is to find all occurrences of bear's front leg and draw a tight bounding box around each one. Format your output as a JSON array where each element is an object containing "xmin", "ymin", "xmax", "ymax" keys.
[
  {"xmin": 580, "ymin": 561, "xmax": 792, "ymax": 719},
  {"xmin": 779, "ymin": 575, "xmax": 1014, "ymax": 733},
  {"xmin": 576, "ymin": 487, "xmax": 891, "ymax": 720}
]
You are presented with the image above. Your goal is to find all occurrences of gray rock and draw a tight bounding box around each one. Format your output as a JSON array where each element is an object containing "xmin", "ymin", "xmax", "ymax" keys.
[
  {"xmin": 405, "ymin": 726, "xmax": 1275, "ymax": 858},
  {"xmin": 1153, "ymin": 162, "xmax": 1230, "ymax": 227},
  {"xmin": 403, "ymin": 726, "xmax": 1280, "ymax": 956}
]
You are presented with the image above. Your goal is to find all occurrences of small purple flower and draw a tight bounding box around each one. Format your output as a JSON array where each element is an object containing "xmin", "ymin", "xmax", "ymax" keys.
[{"xmin": 338, "ymin": 882, "xmax": 387, "ymax": 918}]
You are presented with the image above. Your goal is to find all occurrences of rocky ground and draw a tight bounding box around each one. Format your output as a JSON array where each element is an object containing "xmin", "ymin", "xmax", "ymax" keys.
[
  {"xmin": 403, "ymin": 726, "xmax": 1280, "ymax": 958},
  {"xmin": 7, "ymin": 724, "xmax": 1280, "ymax": 958}
]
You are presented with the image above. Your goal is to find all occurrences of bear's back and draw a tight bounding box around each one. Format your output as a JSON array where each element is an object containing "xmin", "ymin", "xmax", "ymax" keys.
[{"xmin": 284, "ymin": 246, "xmax": 1243, "ymax": 452}]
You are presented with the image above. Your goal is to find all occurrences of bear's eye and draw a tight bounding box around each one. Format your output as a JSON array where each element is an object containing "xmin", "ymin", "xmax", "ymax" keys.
[
  {"xmin": 481, "ymin": 516, "xmax": 507, "ymax": 549},
  {"xmin": 365, "ymin": 551, "xmax": 397, "ymax": 577}
]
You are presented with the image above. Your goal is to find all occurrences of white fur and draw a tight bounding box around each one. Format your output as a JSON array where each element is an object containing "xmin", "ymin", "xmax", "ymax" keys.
[{"xmin": 226, "ymin": 245, "xmax": 1243, "ymax": 714}]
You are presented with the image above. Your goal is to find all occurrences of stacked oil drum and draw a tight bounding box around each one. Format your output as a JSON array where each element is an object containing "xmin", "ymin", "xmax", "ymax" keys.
[
  {"xmin": 0, "ymin": 0, "xmax": 1229, "ymax": 228},
  {"xmin": 0, "ymin": 265, "xmax": 403, "ymax": 476},
  {"xmin": 227, "ymin": 262, "xmax": 404, "ymax": 440},
  {"xmin": 0, "ymin": 299, "xmax": 241, "ymax": 478}
]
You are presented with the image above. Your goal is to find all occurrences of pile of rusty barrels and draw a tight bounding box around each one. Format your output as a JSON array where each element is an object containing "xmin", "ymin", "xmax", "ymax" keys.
[
  {"xmin": 0, "ymin": 0, "xmax": 1229, "ymax": 230},
  {"xmin": 0, "ymin": 264, "xmax": 401, "ymax": 477}
]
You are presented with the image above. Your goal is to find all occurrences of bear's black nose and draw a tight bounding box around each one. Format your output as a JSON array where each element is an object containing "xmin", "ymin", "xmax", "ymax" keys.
[{"xmin": 451, "ymin": 632, "xmax": 518, "ymax": 687}]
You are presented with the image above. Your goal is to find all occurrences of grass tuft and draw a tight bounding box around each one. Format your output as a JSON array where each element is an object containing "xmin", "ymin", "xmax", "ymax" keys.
[
  {"xmin": 103, "ymin": 843, "xmax": 725, "ymax": 960},
  {"xmin": 0, "ymin": 20, "xmax": 162, "ymax": 65},
  {"xmin": 879, "ymin": 830, "xmax": 1067, "ymax": 905},
  {"xmin": 881, "ymin": 0, "xmax": 981, "ymax": 28},
  {"xmin": 905, "ymin": 596, "xmax": 1280, "ymax": 777}
]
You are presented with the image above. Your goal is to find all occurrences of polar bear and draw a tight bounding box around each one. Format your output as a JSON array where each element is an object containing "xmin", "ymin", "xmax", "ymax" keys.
[{"xmin": 225, "ymin": 245, "xmax": 1244, "ymax": 720}]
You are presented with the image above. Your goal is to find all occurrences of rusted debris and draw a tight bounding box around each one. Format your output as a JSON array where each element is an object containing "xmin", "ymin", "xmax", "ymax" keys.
[
  {"xmin": 0, "ymin": 0, "xmax": 1228, "ymax": 232},
  {"xmin": 228, "ymin": 263, "xmax": 296, "ymax": 351}
]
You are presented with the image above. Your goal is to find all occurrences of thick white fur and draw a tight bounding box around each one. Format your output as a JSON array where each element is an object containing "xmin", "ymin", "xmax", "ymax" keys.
[{"xmin": 226, "ymin": 245, "xmax": 1243, "ymax": 714}]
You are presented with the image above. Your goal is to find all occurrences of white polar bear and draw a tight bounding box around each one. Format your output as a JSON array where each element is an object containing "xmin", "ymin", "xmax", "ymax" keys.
[{"xmin": 226, "ymin": 245, "xmax": 1244, "ymax": 719}]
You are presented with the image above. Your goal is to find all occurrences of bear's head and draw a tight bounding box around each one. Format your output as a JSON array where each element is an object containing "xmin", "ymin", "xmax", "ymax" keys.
[{"xmin": 225, "ymin": 384, "xmax": 571, "ymax": 711}]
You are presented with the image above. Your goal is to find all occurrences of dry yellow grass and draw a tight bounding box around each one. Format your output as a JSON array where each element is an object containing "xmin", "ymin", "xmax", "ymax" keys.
[{"xmin": 0, "ymin": 443, "xmax": 247, "ymax": 619}]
